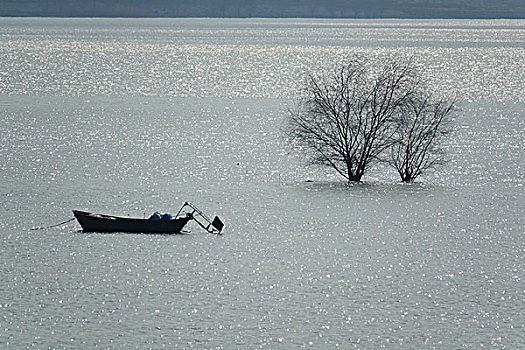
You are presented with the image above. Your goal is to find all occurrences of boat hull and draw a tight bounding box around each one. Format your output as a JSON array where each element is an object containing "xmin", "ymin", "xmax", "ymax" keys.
[{"xmin": 73, "ymin": 210, "xmax": 191, "ymax": 234}]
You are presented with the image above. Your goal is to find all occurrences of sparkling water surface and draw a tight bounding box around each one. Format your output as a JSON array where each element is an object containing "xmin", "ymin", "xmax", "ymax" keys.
[{"xmin": 0, "ymin": 18, "xmax": 524, "ymax": 349}]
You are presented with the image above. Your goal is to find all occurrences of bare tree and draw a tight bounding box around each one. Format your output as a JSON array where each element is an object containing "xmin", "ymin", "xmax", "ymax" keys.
[
  {"xmin": 289, "ymin": 57, "xmax": 419, "ymax": 182},
  {"xmin": 389, "ymin": 95, "xmax": 454, "ymax": 182}
]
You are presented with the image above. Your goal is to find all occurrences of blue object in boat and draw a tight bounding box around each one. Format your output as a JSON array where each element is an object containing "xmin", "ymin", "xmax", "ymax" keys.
[{"xmin": 148, "ymin": 212, "xmax": 162, "ymax": 221}]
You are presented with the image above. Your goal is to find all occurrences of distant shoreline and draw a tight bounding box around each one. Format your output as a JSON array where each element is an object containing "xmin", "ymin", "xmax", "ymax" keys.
[
  {"xmin": 1, "ymin": 15, "xmax": 525, "ymax": 20},
  {"xmin": 1, "ymin": 0, "xmax": 524, "ymax": 20}
]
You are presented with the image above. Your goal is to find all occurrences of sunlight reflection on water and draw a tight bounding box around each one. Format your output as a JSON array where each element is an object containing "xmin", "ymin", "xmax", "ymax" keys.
[{"xmin": 0, "ymin": 18, "xmax": 524, "ymax": 349}]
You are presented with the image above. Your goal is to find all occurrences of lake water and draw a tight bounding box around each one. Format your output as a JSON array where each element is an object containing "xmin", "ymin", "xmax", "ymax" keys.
[{"xmin": 0, "ymin": 18, "xmax": 524, "ymax": 349}]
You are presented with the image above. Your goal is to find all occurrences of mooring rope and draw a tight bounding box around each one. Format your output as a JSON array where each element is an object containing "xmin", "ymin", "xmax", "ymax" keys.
[{"xmin": 30, "ymin": 218, "xmax": 75, "ymax": 231}]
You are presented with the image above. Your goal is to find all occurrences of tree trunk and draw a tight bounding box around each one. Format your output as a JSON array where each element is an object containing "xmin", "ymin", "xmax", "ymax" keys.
[
  {"xmin": 347, "ymin": 168, "xmax": 363, "ymax": 182},
  {"xmin": 401, "ymin": 172, "xmax": 413, "ymax": 182},
  {"xmin": 348, "ymin": 174, "xmax": 362, "ymax": 182}
]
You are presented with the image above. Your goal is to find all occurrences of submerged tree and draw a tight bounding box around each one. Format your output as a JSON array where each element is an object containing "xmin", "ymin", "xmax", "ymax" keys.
[
  {"xmin": 289, "ymin": 57, "xmax": 419, "ymax": 182},
  {"xmin": 389, "ymin": 95, "xmax": 454, "ymax": 182}
]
